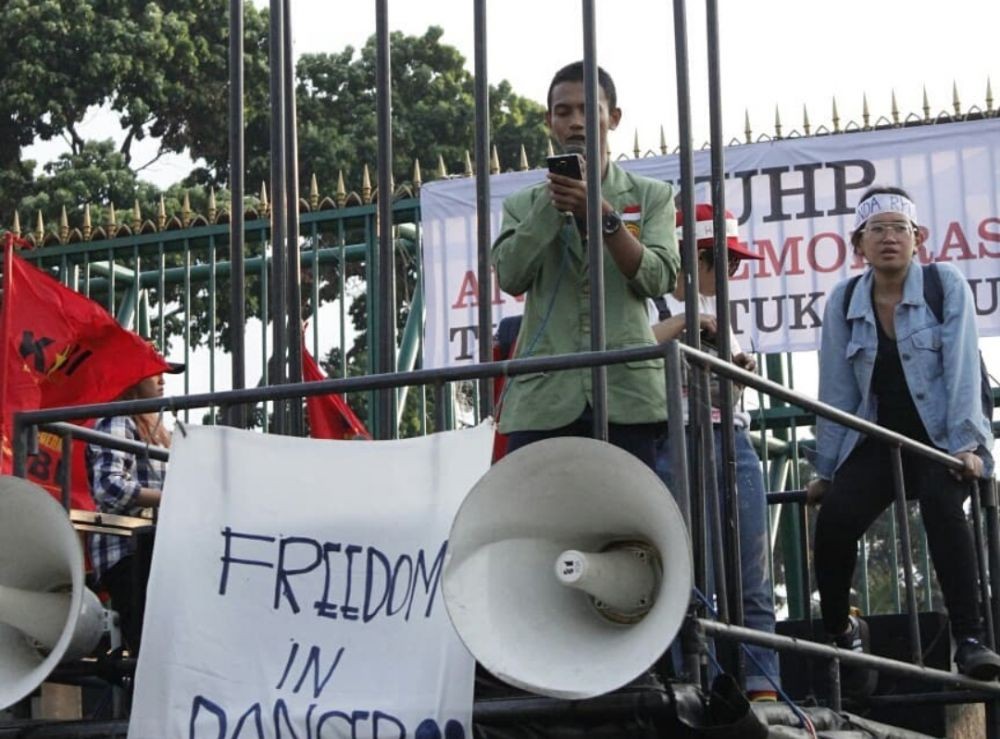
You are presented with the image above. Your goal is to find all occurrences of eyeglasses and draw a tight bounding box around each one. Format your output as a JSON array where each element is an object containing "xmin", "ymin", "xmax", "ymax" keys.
[
  {"xmin": 727, "ymin": 256, "xmax": 742, "ymax": 277},
  {"xmin": 862, "ymin": 221, "xmax": 913, "ymax": 237}
]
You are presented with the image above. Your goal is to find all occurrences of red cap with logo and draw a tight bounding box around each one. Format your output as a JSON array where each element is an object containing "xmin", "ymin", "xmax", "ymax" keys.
[{"xmin": 675, "ymin": 203, "xmax": 762, "ymax": 260}]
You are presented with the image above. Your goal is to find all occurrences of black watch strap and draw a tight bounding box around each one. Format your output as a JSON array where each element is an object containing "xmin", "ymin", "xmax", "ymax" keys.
[{"xmin": 602, "ymin": 209, "xmax": 623, "ymax": 236}]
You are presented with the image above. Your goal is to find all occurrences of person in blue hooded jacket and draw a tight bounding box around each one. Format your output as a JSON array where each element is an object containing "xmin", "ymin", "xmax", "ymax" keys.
[{"xmin": 808, "ymin": 185, "xmax": 999, "ymax": 682}]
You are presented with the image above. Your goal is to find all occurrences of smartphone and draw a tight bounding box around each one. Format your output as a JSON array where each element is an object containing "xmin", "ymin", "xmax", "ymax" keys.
[{"xmin": 546, "ymin": 153, "xmax": 583, "ymax": 180}]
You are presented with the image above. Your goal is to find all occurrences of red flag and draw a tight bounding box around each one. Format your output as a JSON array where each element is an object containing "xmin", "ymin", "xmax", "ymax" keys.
[
  {"xmin": 302, "ymin": 347, "xmax": 371, "ymax": 440},
  {"xmin": 1, "ymin": 242, "xmax": 172, "ymax": 507}
]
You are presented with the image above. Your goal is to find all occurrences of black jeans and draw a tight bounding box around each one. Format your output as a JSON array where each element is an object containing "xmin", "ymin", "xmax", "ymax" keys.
[
  {"xmin": 101, "ymin": 555, "xmax": 144, "ymax": 653},
  {"xmin": 814, "ymin": 438, "xmax": 983, "ymax": 640},
  {"xmin": 505, "ymin": 407, "xmax": 660, "ymax": 470}
]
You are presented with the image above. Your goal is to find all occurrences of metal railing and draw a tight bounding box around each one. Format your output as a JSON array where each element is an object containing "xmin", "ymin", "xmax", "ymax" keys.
[{"xmin": 10, "ymin": 339, "xmax": 1000, "ymax": 730}]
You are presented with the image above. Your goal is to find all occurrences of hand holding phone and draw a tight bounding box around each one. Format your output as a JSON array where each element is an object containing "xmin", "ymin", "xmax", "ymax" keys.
[{"xmin": 546, "ymin": 153, "xmax": 584, "ymax": 180}]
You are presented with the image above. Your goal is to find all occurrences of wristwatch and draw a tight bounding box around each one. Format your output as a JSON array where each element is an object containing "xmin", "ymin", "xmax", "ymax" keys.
[{"xmin": 602, "ymin": 209, "xmax": 623, "ymax": 236}]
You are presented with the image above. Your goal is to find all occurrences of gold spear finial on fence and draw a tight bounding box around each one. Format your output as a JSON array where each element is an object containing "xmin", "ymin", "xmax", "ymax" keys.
[
  {"xmin": 181, "ymin": 192, "xmax": 192, "ymax": 227},
  {"xmin": 106, "ymin": 202, "xmax": 117, "ymax": 231},
  {"xmin": 922, "ymin": 86, "xmax": 931, "ymax": 123},
  {"xmin": 518, "ymin": 144, "xmax": 529, "ymax": 171},
  {"xmin": 891, "ymin": 90, "xmax": 900, "ymax": 126},
  {"xmin": 547, "ymin": 139, "xmax": 555, "ymax": 158},
  {"xmin": 987, "ymin": 77, "xmax": 994, "ymax": 114},
  {"xmin": 157, "ymin": 195, "xmax": 167, "ymax": 229},
  {"xmin": 336, "ymin": 171, "xmax": 346, "ymax": 207},
  {"xmin": 132, "ymin": 200, "xmax": 141, "ymax": 232},
  {"xmin": 774, "ymin": 105, "xmax": 782, "ymax": 139},
  {"xmin": 463, "ymin": 150, "xmax": 473, "ymax": 177},
  {"xmin": 633, "ymin": 129, "xmax": 640, "ymax": 159},
  {"xmin": 83, "ymin": 204, "xmax": 92, "ymax": 239},
  {"xmin": 436, "ymin": 153, "xmax": 448, "ymax": 179},
  {"xmin": 60, "ymin": 206, "xmax": 69, "ymax": 243},
  {"xmin": 208, "ymin": 189, "xmax": 217, "ymax": 222},
  {"xmin": 362, "ymin": 165, "xmax": 372, "ymax": 203},
  {"xmin": 490, "ymin": 145, "xmax": 500, "ymax": 174},
  {"xmin": 803, "ymin": 105, "xmax": 811, "ymax": 136},
  {"xmin": 11, "ymin": 211, "xmax": 21, "ymax": 237},
  {"xmin": 659, "ymin": 125, "xmax": 667, "ymax": 155},
  {"xmin": 744, "ymin": 109, "xmax": 751, "ymax": 143},
  {"xmin": 952, "ymin": 81, "xmax": 961, "ymax": 116},
  {"xmin": 832, "ymin": 97, "xmax": 841, "ymax": 133},
  {"xmin": 413, "ymin": 159, "xmax": 422, "ymax": 192},
  {"xmin": 309, "ymin": 174, "xmax": 319, "ymax": 209},
  {"xmin": 862, "ymin": 93, "xmax": 871, "ymax": 129},
  {"xmin": 35, "ymin": 211, "xmax": 45, "ymax": 243},
  {"xmin": 259, "ymin": 183, "xmax": 269, "ymax": 217}
]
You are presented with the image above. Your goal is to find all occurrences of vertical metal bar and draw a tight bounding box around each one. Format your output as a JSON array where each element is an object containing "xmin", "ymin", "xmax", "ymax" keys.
[
  {"xmin": 107, "ymin": 247, "xmax": 115, "ymax": 314},
  {"xmin": 12, "ymin": 419, "xmax": 29, "ymax": 478},
  {"xmin": 433, "ymin": 381, "xmax": 447, "ymax": 433},
  {"xmin": 260, "ymin": 228, "xmax": 270, "ymax": 431},
  {"xmin": 665, "ymin": 342, "xmax": 690, "ymax": 529},
  {"xmin": 581, "ymin": 0, "xmax": 607, "ymax": 442},
  {"xmin": 375, "ymin": 0, "xmax": 396, "ymax": 439},
  {"xmin": 283, "ymin": 0, "xmax": 303, "ymax": 437},
  {"xmin": 209, "ymin": 236, "xmax": 217, "ymax": 424},
  {"xmin": 268, "ymin": 0, "xmax": 288, "ymax": 434},
  {"xmin": 672, "ymin": 0, "xmax": 705, "ymax": 608},
  {"xmin": 473, "ymin": 0, "xmax": 493, "ymax": 420},
  {"xmin": 706, "ymin": 0, "xmax": 743, "ymax": 653},
  {"xmin": 983, "ymin": 478, "xmax": 1000, "ymax": 650},
  {"xmin": 59, "ymin": 430, "xmax": 72, "ymax": 511},
  {"xmin": 919, "ymin": 522, "xmax": 933, "ymax": 611},
  {"xmin": 229, "ymin": 0, "xmax": 247, "ymax": 428},
  {"xmin": 859, "ymin": 534, "xmax": 872, "ymax": 614},
  {"xmin": 890, "ymin": 445, "xmax": 923, "ymax": 665},
  {"xmin": 157, "ymin": 245, "xmax": 165, "ymax": 350},
  {"xmin": 971, "ymin": 482, "xmax": 996, "ymax": 650},
  {"xmin": 183, "ymin": 244, "xmax": 191, "ymax": 424},
  {"xmin": 828, "ymin": 657, "xmax": 842, "ymax": 713}
]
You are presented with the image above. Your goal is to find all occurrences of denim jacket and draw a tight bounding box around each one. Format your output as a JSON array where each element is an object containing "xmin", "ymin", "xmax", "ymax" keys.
[{"xmin": 814, "ymin": 261, "xmax": 994, "ymax": 479}]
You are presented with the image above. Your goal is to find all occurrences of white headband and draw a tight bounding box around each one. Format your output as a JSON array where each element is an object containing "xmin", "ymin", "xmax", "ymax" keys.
[
  {"xmin": 677, "ymin": 217, "xmax": 738, "ymax": 242},
  {"xmin": 853, "ymin": 193, "xmax": 918, "ymax": 231}
]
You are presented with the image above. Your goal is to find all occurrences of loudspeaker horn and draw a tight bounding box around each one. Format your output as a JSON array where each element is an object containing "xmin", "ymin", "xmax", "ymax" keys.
[
  {"xmin": 443, "ymin": 437, "xmax": 692, "ymax": 699},
  {"xmin": 0, "ymin": 476, "xmax": 106, "ymax": 710}
]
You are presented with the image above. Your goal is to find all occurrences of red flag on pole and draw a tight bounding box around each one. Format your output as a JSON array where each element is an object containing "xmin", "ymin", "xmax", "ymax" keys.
[
  {"xmin": 301, "ymin": 346, "xmax": 370, "ymax": 440},
  {"xmin": 1, "ymin": 240, "xmax": 173, "ymax": 507}
]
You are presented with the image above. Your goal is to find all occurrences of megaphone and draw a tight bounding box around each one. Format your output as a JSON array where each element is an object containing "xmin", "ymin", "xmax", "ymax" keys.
[
  {"xmin": 0, "ymin": 476, "xmax": 106, "ymax": 710},
  {"xmin": 443, "ymin": 437, "xmax": 692, "ymax": 699}
]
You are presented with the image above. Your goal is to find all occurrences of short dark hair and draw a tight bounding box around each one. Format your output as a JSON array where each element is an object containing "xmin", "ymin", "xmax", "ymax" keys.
[
  {"xmin": 547, "ymin": 61, "xmax": 617, "ymax": 111},
  {"xmin": 850, "ymin": 185, "xmax": 916, "ymax": 249}
]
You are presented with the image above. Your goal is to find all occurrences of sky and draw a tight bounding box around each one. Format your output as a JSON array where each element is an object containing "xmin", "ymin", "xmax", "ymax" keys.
[
  {"xmin": 21, "ymin": 0, "xmax": 1000, "ymax": 405},
  {"xmin": 25, "ymin": 0, "xmax": 1000, "ymax": 188}
]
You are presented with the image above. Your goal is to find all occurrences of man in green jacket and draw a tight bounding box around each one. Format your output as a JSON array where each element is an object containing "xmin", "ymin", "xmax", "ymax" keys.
[{"xmin": 492, "ymin": 61, "xmax": 680, "ymax": 468}]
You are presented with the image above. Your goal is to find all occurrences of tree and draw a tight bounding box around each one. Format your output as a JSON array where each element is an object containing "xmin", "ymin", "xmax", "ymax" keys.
[
  {"xmin": 0, "ymin": 0, "xmax": 272, "ymax": 216},
  {"xmin": 294, "ymin": 27, "xmax": 549, "ymax": 194}
]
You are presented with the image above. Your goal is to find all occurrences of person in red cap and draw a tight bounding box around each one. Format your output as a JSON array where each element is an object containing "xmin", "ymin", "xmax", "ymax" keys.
[{"xmin": 650, "ymin": 203, "xmax": 781, "ymax": 700}]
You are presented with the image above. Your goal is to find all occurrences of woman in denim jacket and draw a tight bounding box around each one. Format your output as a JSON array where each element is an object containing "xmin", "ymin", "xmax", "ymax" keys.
[{"xmin": 807, "ymin": 186, "xmax": 999, "ymax": 682}]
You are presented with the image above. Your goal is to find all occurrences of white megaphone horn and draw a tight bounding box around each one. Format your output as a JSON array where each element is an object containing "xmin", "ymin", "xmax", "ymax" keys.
[
  {"xmin": 0, "ymin": 476, "xmax": 107, "ymax": 710},
  {"xmin": 442, "ymin": 437, "xmax": 692, "ymax": 700}
]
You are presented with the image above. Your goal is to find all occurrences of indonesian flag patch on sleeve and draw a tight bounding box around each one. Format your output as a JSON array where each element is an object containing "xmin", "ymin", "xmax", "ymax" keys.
[{"xmin": 622, "ymin": 204, "xmax": 641, "ymax": 237}]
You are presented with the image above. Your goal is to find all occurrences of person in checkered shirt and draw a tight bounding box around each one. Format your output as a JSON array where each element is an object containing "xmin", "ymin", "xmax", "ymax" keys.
[{"xmin": 87, "ymin": 370, "xmax": 176, "ymax": 652}]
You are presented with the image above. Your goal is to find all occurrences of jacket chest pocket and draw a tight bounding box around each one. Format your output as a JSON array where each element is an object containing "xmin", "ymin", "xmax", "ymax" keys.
[
  {"xmin": 845, "ymin": 340, "xmax": 873, "ymax": 387},
  {"xmin": 909, "ymin": 326, "xmax": 943, "ymax": 381}
]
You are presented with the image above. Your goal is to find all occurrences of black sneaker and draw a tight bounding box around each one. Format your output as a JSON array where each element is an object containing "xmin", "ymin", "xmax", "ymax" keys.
[
  {"xmin": 955, "ymin": 638, "xmax": 1000, "ymax": 680},
  {"xmin": 832, "ymin": 614, "xmax": 878, "ymax": 698}
]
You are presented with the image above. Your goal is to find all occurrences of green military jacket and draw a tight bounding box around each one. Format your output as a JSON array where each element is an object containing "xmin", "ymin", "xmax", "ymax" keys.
[{"xmin": 492, "ymin": 161, "xmax": 679, "ymax": 433}]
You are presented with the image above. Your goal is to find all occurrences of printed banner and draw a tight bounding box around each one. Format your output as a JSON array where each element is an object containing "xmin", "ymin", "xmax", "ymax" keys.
[
  {"xmin": 421, "ymin": 117, "xmax": 1000, "ymax": 368},
  {"xmin": 129, "ymin": 423, "xmax": 491, "ymax": 738}
]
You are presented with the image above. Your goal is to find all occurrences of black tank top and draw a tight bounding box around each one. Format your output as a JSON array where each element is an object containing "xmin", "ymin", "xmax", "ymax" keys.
[{"xmin": 872, "ymin": 313, "xmax": 930, "ymax": 443}]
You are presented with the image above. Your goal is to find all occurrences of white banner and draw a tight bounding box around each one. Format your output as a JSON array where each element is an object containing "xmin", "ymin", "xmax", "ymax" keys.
[
  {"xmin": 128, "ymin": 424, "xmax": 491, "ymax": 738},
  {"xmin": 421, "ymin": 118, "xmax": 1000, "ymax": 368}
]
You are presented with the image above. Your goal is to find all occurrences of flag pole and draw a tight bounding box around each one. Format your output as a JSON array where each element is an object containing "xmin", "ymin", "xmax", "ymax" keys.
[{"xmin": 0, "ymin": 233, "xmax": 16, "ymax": 468}]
